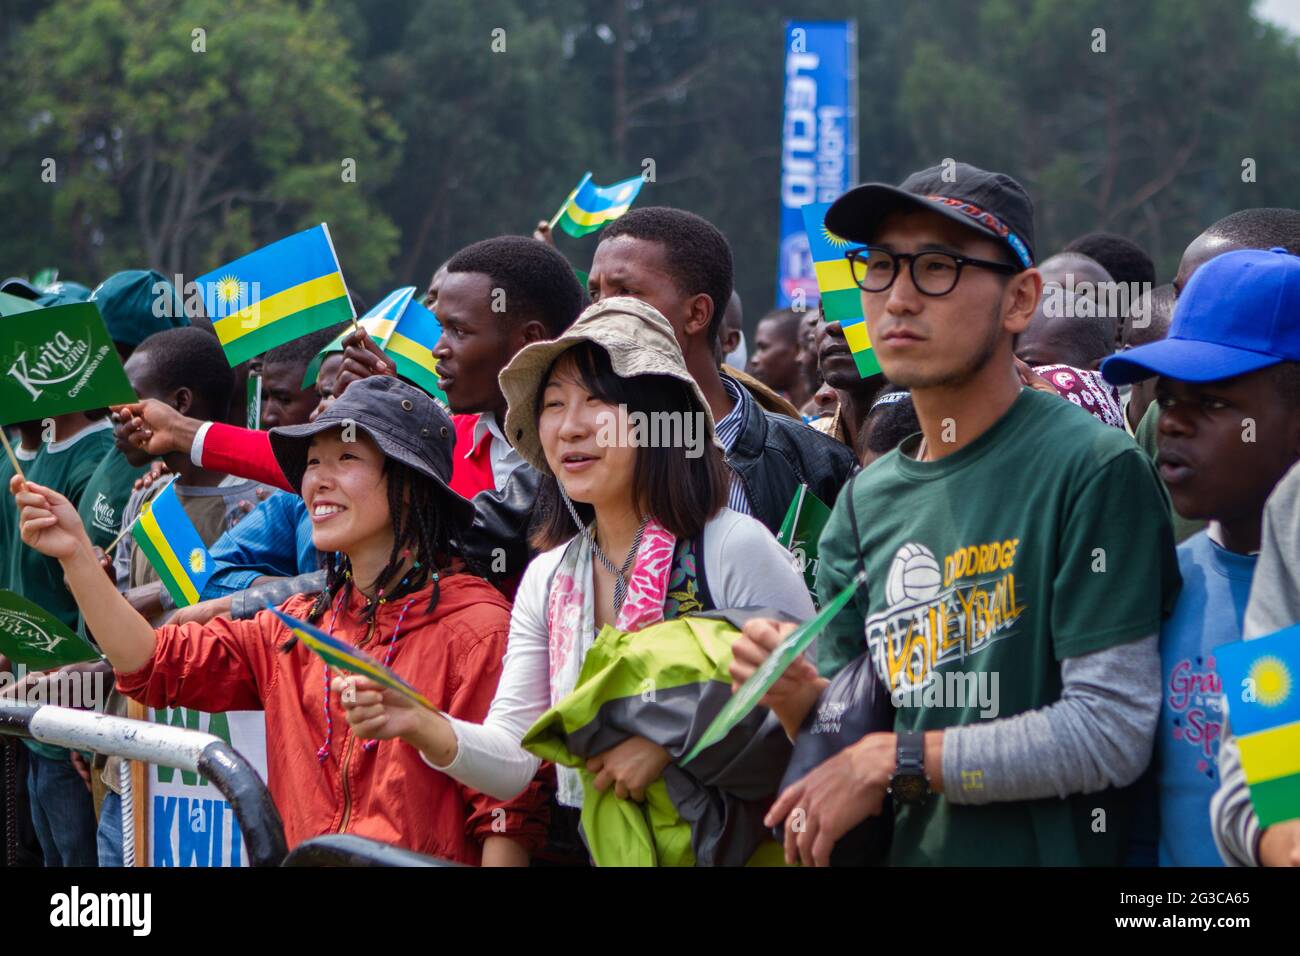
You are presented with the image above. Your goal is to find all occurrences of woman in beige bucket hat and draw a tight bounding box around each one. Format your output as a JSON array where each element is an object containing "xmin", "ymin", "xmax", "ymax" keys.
[{"xmin": 337, "ymin": 297, "xmax": 814, "ymax": 848}]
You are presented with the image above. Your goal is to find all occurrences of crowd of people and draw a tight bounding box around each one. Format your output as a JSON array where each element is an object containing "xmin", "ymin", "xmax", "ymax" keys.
[{"xmin": 3, "ymin": 160, "xmax": 1299, "ymax": 867}]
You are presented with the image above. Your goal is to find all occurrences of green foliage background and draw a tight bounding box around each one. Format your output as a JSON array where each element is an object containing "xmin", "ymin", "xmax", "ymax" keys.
[{"xmin": 2, "ymin": 0, "xmax": 1297, "ymax": 325}]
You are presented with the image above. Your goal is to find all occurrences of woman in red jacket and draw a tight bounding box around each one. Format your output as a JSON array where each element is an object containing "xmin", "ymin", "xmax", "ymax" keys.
[{"xmin": 11, "ymin": 376, "xmax": 548, "ymax": 865}]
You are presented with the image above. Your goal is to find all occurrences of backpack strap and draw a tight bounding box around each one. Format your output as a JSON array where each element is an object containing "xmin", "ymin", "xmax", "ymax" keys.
[
  {"xmin": 662, "ymin": 530, "xmax": 714, "ymax": 619},
  {"xmin": 841, "ymin": 470, "xmax": 871, "ymax": 622},
  {"xmin": 692, "ymin": 530, "xmax": 714, "ymax": 612}
]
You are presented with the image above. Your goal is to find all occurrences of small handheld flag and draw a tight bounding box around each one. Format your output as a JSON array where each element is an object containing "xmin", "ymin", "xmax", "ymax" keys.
[
  {"xmin": 0, "ymin": 589, "xmax": 101, "ymax": 667},
  {"xmin": 801, "ymin": 202, "xmax": 880, "ymax": 379},
  {"xmin": 0, "ymin": 302, "xmax": 137, "ymax": 424},
  {"xmin": 681, "ymin": 570, "xmax": 867, "ymax": 765},
  {"xmin": 246, "ymin": 369, "xmax": 262, "ymax": 430},
  {"xmin": 1217, "ymin": 623, "xmax": 1300, "ymax": 826},
  {"xmin": 775, "ymin": 484, "xmax": 833, "ymax": 596},
  {"xmin": 131, "ymin": 481, "xmax": 215, "ymax": 608},
  {"xmin": 551, "ymin": 172, "xmax": 644, "ymax": 238},
  {"xmin": 196, "ymin": 224, "xmax": 356, "ymax": 367},
  {"xmin": 301, "ymin": 287, "xmax": 447, "ymax": 402},
  {"xmin": 271, "ymin": 608, "xmax": 438, "ymax": 712}
]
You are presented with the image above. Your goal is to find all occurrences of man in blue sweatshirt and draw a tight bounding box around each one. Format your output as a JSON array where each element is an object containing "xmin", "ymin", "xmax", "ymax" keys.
[{"xmin": 1102, "ymin": 246, "xmax": 1300, "ymax": 865}]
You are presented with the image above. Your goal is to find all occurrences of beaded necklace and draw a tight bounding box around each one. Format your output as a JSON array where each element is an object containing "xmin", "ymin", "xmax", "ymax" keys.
[{"xmin": 314, "ymin": 562, "xmax": 431, "ymax": 762}]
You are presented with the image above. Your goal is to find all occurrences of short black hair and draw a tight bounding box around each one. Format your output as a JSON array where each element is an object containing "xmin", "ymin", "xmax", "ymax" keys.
[
  {"xmin": 445, "ymin": 236, "xmax": 588, "ymax": 338},
  {"xmin": 758, "ymin": 308, "xmax": 802, "ymax": 344},
  {"xmin": 600, "ymin": 207, "xmax": 734, "ymax": 346},
  {"xmin": 1205, "ymin": 208, "xmax": 1300, "ymax": 254},
  {"xmin": 133, "ymin": 326, "xmax": 235, "ymax": 421},
  {"xmin": 263, "ymin": 322, "xmax": 349, "ymax": 371},
  {"xmin": 1270, "ymin": 361, "xmax": 1300, "ymax": 409},
  {"xmin": 530, "ymin": 341, "xmax": 728, "ymax": 551},
  {"xmin": 862, "ymin": 387, "xmax": 920, "ymax": 456},
  {"xmin": 1063, "ymin": 232, "xmax": 1156, "ymax": 290},
  {"xmin": 1126, "ymin": 283, "xmax": 1175, "ymax": 349}
]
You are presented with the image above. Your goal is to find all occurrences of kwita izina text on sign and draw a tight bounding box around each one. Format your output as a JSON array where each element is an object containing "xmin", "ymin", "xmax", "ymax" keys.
[{"xmin": 0, "ymin": 302, "xmax": 136, "ymax": 424}]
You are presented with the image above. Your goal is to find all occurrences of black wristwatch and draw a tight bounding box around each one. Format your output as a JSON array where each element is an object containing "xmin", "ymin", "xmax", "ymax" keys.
[{"xmin": 889, "ymin": 731, "xmax": 930, "ymax": 805}]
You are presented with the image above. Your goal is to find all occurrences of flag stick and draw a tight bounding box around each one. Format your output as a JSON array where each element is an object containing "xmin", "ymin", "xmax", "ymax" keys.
[
  {"xmin": 0, "ymin": 428, "xmax": 25, "ymax": 484},
  {"xmin": 102, "ymin": 475, "xmax": 178, "ymax": 555},
  {"xmin": 547, "ymin": 172, "xmax": 593, "ymax": 232},
  {"xmin": 320, "ymin": 221, "xmax": 360, "ymax": 333}
]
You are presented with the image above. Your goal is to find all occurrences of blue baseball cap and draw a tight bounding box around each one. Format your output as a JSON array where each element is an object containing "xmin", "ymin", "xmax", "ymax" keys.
[{"xmin": 1102, "ymin": 247, "xmax": 1300, "ymax": 385}]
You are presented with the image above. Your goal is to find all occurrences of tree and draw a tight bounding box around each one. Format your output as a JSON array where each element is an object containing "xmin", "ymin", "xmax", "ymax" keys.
[{"xmin": 3, "ymin": 0, "xmax": 401, "ymax": 295}]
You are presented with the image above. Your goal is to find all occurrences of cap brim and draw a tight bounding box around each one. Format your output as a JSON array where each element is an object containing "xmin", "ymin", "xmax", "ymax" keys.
[
  {"xmin": 826, "ymin": 184, "xmax": 1013, "ymax": 255},
  {"xmin": 0, "ymin": 278, "xmax": 41, "ymax": 301},
  {"xmin": 269, "ymin": 417, "xmax": 475, "ymax": 528},
  {"xmin": 1100, "ymin": 338, "xmax": 1283, "ymax": 386}
]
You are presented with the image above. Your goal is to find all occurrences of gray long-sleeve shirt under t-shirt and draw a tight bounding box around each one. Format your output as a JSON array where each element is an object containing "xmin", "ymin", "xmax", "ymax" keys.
[{"xmin": 940, "ymin": 634, "xmax": 1160, "ymax": 804}]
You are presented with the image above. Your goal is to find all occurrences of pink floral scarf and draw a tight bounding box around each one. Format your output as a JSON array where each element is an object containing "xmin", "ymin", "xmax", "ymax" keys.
[{"xmin": 545, "ymin": 517, "xmax": 676, "ymax": 805}]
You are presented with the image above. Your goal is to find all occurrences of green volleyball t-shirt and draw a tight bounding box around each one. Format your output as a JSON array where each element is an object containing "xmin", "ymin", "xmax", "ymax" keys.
[{"xmin": 816, "ymin": 387, "xmax": 1181, "ymax": 866}]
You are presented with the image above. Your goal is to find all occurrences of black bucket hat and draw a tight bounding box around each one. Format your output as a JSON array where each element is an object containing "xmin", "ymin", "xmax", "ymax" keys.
[{"xmin": 269, "ymin": 375, "xmax": 475, "ymax": 528}]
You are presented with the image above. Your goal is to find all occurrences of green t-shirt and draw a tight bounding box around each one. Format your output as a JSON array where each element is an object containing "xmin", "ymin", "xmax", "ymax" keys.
[
  {"xmin": 1134, "ymin": 401, "xmax": 1207, "ymax": 544},
  {"xmin": 77, "ymin": 447, "xmax": 149, "ymax": 552},
  {"xmin": 815, "ymin": 388, "xmax": 1181, "ymax": 866},
  {"xmin": 0, "ymin": 439, "xmax": 40, "ymax": 591},
  {"xmin": 7, "ymin": 420, "xmax": 113, "ymax": 759}
]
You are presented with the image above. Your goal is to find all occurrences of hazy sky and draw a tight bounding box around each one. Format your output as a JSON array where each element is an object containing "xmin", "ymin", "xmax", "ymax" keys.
[{"xmin": 1259, "ymin": 0, "xmax": 1300, "ymax": 34}]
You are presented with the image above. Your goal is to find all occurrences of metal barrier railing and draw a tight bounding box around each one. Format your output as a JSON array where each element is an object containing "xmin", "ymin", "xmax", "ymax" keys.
[
  {"xmin": 282, "ymin": 833, "xmax": 461, "ymax": 867},
  {"xmin": 0, "ymin": 701, "xmax": 287, "ymax": 867}
]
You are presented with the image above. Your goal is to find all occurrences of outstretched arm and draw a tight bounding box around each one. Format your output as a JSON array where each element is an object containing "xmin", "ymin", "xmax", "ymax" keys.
[{"xmin": 12, "ymin": 476, "xmax": 157, "ymax": 673}]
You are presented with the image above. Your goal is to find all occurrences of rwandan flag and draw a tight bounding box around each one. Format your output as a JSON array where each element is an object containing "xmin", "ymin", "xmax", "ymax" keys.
[
  {"xmin": 271, "ymin": 608, "xmax": 437, "ymax": 711},
  {"xmin": 1217, "ymin": 623, "xmax": 1300, "ymax": 826},
  {"xmin": 801, "ymin": 202, "xmax": 881, "ymax": 379},
  {"xmin": 196, "ymin": 224, "xmax": 355, "ymax": 366},
  {"xmin": 132, "ymin": 481, "xmax": 215, "ymax": 608},
  {"xmin": 555, "ymin": 173, "xmax": 644, "ymax": 238},
  {"xmin": 301, "ymin": 287, "xmax": 446, "ymax": 402}
]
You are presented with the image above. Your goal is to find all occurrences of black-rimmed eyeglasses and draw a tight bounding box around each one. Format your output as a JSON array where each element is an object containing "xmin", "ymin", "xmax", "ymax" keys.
[{"xmin": 847, "ymin": 245, "xmax": 1020, "ymax": 297}]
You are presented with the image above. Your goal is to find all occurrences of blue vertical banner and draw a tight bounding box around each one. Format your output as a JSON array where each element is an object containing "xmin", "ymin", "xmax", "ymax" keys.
[{"xmin": 775, "ymin": 20, "xmax": 858, "ymax": 309}]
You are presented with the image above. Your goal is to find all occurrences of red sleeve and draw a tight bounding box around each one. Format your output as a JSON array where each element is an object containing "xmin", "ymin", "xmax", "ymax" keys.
[
  {"xmin": 200, "ymin": 423, "xmax": 293, "ymax": 492},
  {"xmin": 446, "ymin": 619, "xmax": 552, "ymax": 854},
  {"xmin": 116, "ymin": 610, "xmax": 280, "ymax": 713}
]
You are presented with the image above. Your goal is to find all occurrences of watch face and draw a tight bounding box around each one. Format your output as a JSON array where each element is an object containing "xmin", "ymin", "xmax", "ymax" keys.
[{"xmin": 891, "ymin": 773, "xmax": 928, "ymax": 805}]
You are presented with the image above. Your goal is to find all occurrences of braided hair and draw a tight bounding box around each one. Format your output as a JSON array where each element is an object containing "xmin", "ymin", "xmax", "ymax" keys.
[{"xmin": 305, "ymin": 457, "xmax": 476, "ymax": 624}]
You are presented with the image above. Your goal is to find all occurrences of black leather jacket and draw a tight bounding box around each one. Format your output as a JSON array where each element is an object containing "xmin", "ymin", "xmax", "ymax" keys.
[
  {"xmin": 720, "ymin": 373, "xmax": 858, "ymax": 533},
  {"xmin": 462, "ymin": 461, "xmax": 546, "ymax": 585}
]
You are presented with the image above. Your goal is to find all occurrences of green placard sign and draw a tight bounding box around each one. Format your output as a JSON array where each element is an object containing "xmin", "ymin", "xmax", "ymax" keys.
[
  {"xmin": 0, "ymin": 302, "xmax": 136, "ymax": 424},
  {"xmin": 0, "ymin": 589, "xmax": 101, "ymax": 667},
  {"xmin": 681, "ymin": 570, "xmax": 866, "ymax": 765}
]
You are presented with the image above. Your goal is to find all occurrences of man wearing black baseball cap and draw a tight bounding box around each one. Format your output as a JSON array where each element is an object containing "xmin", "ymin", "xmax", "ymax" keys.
[{"xmin": 730, "ymin": 162, "xmax": 1181, "ymax": 867}]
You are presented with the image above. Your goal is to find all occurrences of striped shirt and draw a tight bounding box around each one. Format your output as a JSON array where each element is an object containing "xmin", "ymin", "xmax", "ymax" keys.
[{"xmin": 714, "ymin": 375, "xmax": 753, "ymax": 515}]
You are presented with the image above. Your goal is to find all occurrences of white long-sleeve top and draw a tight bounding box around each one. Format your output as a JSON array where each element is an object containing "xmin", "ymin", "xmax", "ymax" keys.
[{"xmin": 426, "ymin": 508, "xmax": 816, "ymax": 800}]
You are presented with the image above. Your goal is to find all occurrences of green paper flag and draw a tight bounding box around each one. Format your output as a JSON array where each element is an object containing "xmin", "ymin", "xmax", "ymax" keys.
[
  {"xmin": 246, "ymin": 370, "xmax": 262, "ymax": 430},
  {"xmin": 0, "ymin": 302, "xmax": 136, "ymax": 424},
  {"xmin": 680, "ymin": 569, "xmax": 867, "ymax": 765},
  {"xmin": 0, "ymin": 590, "xmax": 101, "ymax": 667},
  {"xmin": 775, "ymin": 484, "xmax": 833, "ymax": 596}
]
